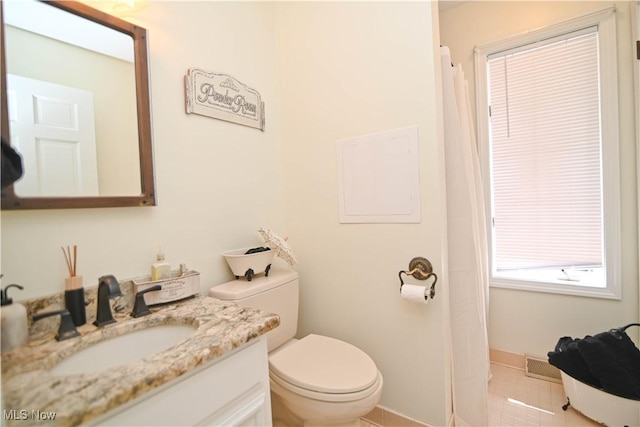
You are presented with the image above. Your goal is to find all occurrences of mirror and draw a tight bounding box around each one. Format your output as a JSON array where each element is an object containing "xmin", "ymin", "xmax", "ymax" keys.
[{"xmin": 0, "ymin": 0, "xmax": 155, "ymax": 209}]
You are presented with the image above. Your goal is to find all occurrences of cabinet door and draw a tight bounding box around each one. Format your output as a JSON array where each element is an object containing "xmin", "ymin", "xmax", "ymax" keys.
[
  {"xmin": 198, "ymin": 384, "xmax": 270, "ymax": 426},
  {"xmin": 93, "ymin": 336, "xmax": 272, "ymax": 426}
]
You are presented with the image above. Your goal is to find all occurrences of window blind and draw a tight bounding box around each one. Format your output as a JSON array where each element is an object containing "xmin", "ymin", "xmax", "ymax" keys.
[{"xmin": 488, "ymin": 28, "xmax": 603, "ymax": 272}]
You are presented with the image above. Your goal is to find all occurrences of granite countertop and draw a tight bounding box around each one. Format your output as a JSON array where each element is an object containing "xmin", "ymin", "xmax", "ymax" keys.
[{"xmin": 1, "ymin": 292, "xmax": 279, "ymax": 427}]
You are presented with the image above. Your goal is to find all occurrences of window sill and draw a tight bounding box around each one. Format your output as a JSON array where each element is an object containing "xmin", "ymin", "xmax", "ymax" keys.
[{"xmin": 489, "ymin": 277, "xmax": 621, "ymax": 300}]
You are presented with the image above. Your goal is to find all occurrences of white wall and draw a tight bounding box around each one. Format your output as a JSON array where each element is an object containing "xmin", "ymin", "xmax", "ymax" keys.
[
  {"xmin": 1, "ymin": 1, "xmax": 451, "ymax": 424},
  {"xmin": 439, "ymin": 1, "xmax": 639, "ymax": 356},
  {"xmin": 275, "ymin": 2, "xmax": 451, "ymax": 424}
]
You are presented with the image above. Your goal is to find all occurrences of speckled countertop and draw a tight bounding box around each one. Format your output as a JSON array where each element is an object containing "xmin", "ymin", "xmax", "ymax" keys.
[{"xmin": 1, "ymin": 280, "xmax": 279, "ymax": 427}]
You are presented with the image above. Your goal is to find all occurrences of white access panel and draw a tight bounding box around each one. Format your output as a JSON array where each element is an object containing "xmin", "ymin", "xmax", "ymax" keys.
[{"xmin": 337, "ymin": 125, "xmax": 421, "ymax": 223}]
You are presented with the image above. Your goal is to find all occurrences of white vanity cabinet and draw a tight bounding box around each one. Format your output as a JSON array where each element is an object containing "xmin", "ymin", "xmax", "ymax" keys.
[{"xmin": 89, "ymin": 336, "xmax": 272, "ymax": 426}]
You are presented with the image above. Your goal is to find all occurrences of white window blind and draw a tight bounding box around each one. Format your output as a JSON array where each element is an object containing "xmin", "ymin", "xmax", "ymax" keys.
[{"xmin": 487, "ymin": 28, "xmax": 603, "ymax": 276}]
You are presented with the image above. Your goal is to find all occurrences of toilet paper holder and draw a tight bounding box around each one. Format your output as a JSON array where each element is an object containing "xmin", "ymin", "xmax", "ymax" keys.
[{"xmin": 398, "ymin": 257, "xmax": 438, "ymax": 300}]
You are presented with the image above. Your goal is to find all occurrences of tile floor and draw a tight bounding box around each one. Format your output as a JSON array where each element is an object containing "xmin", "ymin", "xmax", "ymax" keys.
[
  {"xmin": 488, "ymin": 363, "xmax": 601, "ymax": 427},
  {"xmin": 362, "ymin": 363, "xmax": 602, "ymax": 427}
]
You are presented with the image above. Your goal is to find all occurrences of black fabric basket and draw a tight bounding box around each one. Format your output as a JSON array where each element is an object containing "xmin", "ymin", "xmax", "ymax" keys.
[{"xmin": 548, "ymin": 323, "xmax": 640, "ymax": 401}]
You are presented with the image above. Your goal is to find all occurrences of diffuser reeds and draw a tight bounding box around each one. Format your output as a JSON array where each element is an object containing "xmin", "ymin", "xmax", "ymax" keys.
[{"xmin": 62, "ymin": 245, "xmax": 82, "ymax": 290}]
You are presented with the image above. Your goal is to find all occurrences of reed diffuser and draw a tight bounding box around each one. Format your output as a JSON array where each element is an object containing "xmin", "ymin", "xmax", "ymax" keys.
[{"xmin": 62, "ymin": 245, "xmax": 86, "ymax": 326}]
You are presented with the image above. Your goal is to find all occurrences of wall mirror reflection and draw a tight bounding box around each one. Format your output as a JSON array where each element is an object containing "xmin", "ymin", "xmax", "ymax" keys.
[{"xmin": 0, "ymin": 0, "xmax": 155, "ymax": 209}]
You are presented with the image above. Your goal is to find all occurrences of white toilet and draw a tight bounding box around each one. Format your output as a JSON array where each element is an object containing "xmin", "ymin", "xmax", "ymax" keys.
[{"xmin": 209, "ymin": 268, "xmax": 383, "ymax": 427}]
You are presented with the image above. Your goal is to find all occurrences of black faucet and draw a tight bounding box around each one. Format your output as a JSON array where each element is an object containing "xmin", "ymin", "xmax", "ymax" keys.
[
  {"xmin": 93, "ymin": 275, "xmax": 122, "ymax": 327},
  {"xmin": 131, "ymin": 285, "xmax": 162, "ymax": 318},
  {"xmin": 32, "ymin": 309, "xmax": 80, "ymax": 341}
]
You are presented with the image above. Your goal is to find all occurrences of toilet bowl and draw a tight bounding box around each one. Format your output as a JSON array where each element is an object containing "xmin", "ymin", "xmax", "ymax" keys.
[
  {"xmin": 209, "ymin": 268, "xmax": 383, "ymax": 427},
  {"xmin": 268, "ymin": 334, "xmax": 383, "ymax": 426}
]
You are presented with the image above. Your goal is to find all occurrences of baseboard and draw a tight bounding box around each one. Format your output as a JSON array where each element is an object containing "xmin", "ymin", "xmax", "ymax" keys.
[
  {"xmin": 489, "ymin": 348, "xmax": 526, "ymax": 370},
  {"xmin": 362, "ymin": 405, "xmax": 430, "ymax": 427}
]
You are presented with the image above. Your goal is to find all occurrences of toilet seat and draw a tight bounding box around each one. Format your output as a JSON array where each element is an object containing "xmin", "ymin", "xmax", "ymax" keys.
[{"xmin": 269, "ymin": 334, "xmax": 381, "ymax": 402}]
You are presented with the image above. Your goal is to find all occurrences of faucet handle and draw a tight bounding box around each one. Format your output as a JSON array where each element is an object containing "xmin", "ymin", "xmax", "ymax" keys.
[
  {"xmin": 33, "ymin": 309, "xmax": 80, "ymax": 341},
  {"xmin": 131, "ymin": 285, "xmax": 162, "ymax": 318}
]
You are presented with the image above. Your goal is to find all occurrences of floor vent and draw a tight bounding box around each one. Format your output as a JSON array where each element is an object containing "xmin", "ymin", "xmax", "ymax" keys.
[{"xmin": 525, "ymin": 354, "xmax": 562, "ymax": 383}]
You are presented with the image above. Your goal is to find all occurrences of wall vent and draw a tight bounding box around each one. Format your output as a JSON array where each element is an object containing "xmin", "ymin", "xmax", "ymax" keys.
[{"xmin": 525, "ymin": 354, "xmax": 562, "ymax": 383}]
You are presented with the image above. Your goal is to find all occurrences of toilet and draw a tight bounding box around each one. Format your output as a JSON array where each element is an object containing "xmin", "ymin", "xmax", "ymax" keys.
[{"xmin": 209, "ymin": 268, "xmax": 383, "ymax": 427}]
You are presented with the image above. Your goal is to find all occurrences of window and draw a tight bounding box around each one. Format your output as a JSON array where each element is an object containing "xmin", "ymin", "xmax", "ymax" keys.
[{"xmin": 475, "ymin": 8, "xmax": 621, "ymax": 299}]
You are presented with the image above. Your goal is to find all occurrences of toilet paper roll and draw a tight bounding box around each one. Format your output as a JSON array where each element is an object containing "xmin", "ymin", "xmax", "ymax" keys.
[{"xmin": 400, "ymin": 284, "xmax": 428, "ymax": 304}]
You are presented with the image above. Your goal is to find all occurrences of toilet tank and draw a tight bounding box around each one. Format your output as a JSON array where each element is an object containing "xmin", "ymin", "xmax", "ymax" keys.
[{"xmin": 209, "ymin": 268, "xmax": 299, "ymax": 352}]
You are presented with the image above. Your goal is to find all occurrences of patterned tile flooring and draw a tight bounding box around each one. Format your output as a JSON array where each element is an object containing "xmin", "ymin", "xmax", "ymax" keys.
[
  {"xmin": 488, "ymin": 363, "xmax": 601, "ymax": 427},
  {"xmin": 361, "ymin": 363, "xmax": 603, "ymax": 427}
]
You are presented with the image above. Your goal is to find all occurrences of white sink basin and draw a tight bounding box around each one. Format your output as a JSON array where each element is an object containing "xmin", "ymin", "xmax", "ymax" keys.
[{"xmin": 49, "ymin": 324, "xmax": 197, "ymax": 376}]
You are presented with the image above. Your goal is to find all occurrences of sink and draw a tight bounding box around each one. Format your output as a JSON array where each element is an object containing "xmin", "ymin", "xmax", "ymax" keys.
[{"xmin": 49, "ymin": 324, "xmax": 197, "ymax": 376}]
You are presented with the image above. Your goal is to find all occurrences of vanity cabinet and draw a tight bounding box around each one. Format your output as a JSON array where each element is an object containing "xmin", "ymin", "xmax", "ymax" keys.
[{"xmin": 89, "ymin": 336, "xmax": 272, "ymax": 426}]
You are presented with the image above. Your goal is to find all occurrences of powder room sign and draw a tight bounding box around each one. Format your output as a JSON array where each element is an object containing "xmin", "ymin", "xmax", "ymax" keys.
[{"xmin": 185, "ymin": 68, "xmax": 265, "ymax": 131}]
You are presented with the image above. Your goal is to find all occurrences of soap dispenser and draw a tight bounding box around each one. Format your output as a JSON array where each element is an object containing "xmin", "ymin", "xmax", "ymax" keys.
[
  {"xmin": 151, "ymin": 248, "xmax": 171, "ymax": 281},
  {"xmin": 1, "ymin": 283, "xmax": 29, "ymax": 353}
]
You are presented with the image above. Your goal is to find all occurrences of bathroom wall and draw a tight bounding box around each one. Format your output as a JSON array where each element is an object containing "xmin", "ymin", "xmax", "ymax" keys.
[
  {"xmin": 1, "ymin": 1, "xmax": 287, "ymax": 299},
  {"xmin": 439, "ymin": 1, "xmax": 640, "ymax": 356},
  {"xmin": 275, "ymin": 2, "xmax": 451, "ymax": 425},
  {"xmin": 1, "ymin": 1, "xmax": 451, "ymax": 425}
]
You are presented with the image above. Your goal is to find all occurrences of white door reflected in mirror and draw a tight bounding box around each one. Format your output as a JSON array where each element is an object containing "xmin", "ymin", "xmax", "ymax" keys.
[{"xmin": 8, "ymin": 74, "xmax": 99, "ymax": 197}]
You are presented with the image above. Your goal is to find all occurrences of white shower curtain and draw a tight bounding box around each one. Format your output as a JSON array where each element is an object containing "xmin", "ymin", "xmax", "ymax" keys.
[{"xmin": 440, "ymin": 46, "xmax": 491, "ymax": 427}]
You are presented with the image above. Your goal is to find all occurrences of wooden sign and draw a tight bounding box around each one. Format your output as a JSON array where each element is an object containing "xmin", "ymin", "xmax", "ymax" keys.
[{"xmin": 185, "ymin": 69, "xmax": 265, "ymax": 131}]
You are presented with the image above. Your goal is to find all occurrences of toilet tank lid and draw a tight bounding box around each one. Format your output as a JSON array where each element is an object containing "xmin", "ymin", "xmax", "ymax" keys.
[{"xmin": 209, "ymin": 268, "xmax": 298, "ymax": 300}]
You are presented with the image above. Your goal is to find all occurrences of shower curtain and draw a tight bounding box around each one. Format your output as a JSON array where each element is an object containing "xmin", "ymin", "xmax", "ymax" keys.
[{"xmin": 440, "ymin": 46, "xmax": 490, "ymax": 427}]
